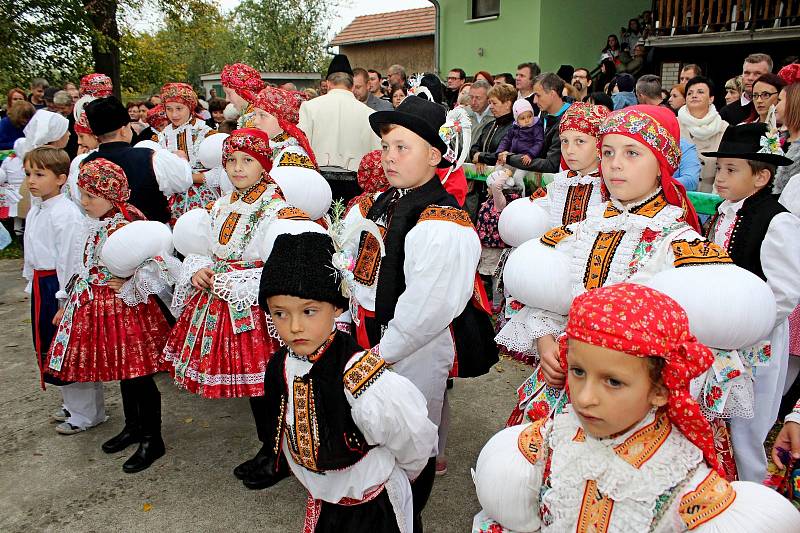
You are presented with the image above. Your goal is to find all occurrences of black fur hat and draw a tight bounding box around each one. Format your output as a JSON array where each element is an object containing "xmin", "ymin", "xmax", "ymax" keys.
[{"xmin": 258, "ymin": 232, "xmax": 349, "ymax": 312}]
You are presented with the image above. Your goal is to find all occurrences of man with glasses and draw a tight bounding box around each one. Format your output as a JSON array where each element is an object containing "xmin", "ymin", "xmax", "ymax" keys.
[
  {"xmin": 721, "ymin": 53, "xmax": 773, "ymax": 125},
  {"xmin": 571, "ymin": 68, "xmax": 592, "ymax": 101},
  {"xmin": 445, "ymin": 68, "xmax": 466, "ymax": 109}
]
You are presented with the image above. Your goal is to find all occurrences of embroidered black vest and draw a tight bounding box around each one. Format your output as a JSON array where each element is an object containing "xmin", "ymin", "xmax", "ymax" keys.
[
  {"xmin": 708, "ymin": 187, "xmax": 787, "ymax": 281},
  {"xmin": 362, "ymin": 177, "xmax": 499, "ymax": 378},
  {"xmin": 264, "ymin": 330, "xmax": 374, "ymax": 473}
]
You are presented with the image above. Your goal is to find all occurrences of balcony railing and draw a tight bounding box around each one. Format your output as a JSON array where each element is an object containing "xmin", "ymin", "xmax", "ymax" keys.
[{"xmin": 652, "ymin": 0, "xmax": 800, "ymax": 35}]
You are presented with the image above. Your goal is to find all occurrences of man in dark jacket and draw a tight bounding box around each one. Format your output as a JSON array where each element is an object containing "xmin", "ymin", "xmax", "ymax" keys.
[
  {"xmin": 83, "ymin": 96, "xmax": 192, "ymax": 223},
  {"xmin": 507, "ymin": 73, "xmax": 569, "ymax": 174},
  {"xmin": 720, "ymin": 53, "xmax": 772, "ymax": 125}
]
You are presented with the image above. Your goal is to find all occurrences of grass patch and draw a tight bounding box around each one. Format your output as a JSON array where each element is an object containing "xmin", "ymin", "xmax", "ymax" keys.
[{"xmin": 0, "ymin": 240, "xmax": 22, "ymax": 260}]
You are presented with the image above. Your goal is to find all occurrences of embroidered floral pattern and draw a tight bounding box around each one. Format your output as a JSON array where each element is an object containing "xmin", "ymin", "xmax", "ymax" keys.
[
  {"xmin": 600, "ymin": 108, "xmax": 681, "ymax": 170},
  {"xmin": 79, "ymin": 73, "xmax": 113, "ymax": 97},
  {"xmin": 278, "ymin": 151, "xmax": 315, "ymax": 170},
  {"xmin": 419, "ymin": 205, "xmax": 474, "ymax": 228},
  {"xmin": 540, "ymin": 226, "xmax": 573, "ymax": 248},
  {"xmin": 517, "ymin": 418, "xmax": 548, "ymax": 465},
  {"xmin": 678, "ymin": 470, "xmax": 736, "ymax": 529},
  {"xmin": 160, "ymin": 82, "xmax": 198, "ymax": 109},
  {"xmin": 671, "ymin": 239, "xmax": 732, "ymax": 268},
  {"xmin": 343, "ymin": 349, "xmax": 386, "ymax": 398}
]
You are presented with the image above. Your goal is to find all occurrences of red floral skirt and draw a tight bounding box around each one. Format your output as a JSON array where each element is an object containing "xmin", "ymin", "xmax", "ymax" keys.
[
  {"xmin": 46, "ymin": 285, "xmax": 171, "ymax": 382},
  {"xmin": 162, "ymin": 290, "xmax": 276, "ymax": 398}
]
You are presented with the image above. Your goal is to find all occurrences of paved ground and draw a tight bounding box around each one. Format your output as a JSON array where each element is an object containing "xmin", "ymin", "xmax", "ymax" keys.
[{"xmin": 0, "ymin": 258, "xmax": 531, "ymax": 533}]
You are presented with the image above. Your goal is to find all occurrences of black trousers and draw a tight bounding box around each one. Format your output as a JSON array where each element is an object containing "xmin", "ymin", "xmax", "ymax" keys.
[
  {"xmin": 249, "ymin": 394, "xmax": 270, "ymax": 445},
  {"xmin": 119, "ymin": 374, "xmax": 161, "ymax": 435},
  {"xmin": 410, "ymin": 457, "xmax": 436, "ymax": 533},
  {"xmin": 315, "ymin": 489, "xmax": 401, "ymax": 533}
]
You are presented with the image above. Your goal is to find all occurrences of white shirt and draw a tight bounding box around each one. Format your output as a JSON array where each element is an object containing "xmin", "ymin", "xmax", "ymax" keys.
[
  {"xmin": 0, "ymin": 155, "xmax": 25, "ymax": 217},
  {"xmin": 711, "ymin": 198, "xmax": 746, "ymax": 250},
  {"xmin": 23, "ymin": 194, "xmax": 84, "ymax": 299}
]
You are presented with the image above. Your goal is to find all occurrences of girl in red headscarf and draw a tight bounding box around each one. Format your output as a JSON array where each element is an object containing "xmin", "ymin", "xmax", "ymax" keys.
[
  {"xmin": 46, "ymin": 158, "xmax": 176, "ymax": 474},
  {"xmin": 497, "ymin": 105, "xmax": 735, "ymax": 423},
  {"xmin": 221, "ymin": 63, "xmax": 266, "ymax": 129},
  {"xmin": 157, "ymin": 82, "xmax": 220, "ymax": 224},
  {"xmin": 164, "ymin": 128, "xmax": 323, "ymax": 484},
  {"xmin": 473, "ymin": 283, "xmax": 800, "ymax": 533}
]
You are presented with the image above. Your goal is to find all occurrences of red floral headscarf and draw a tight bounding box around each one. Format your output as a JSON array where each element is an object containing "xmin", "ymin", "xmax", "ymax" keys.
[
  {"xmin": 79, "ymin": 73, "xmax": 113, "ymax": 98},
  {"xmin": 559, "ymin": 102, "xmax": 610, "ymax": 138},
  {"xmin": 221, "ymin": 63, "xmax": 266, "ymax": 105},
  {"xmin": 78, "ymin": 158, "xmax": 142, "ymax": 221},
  {"xmin": 778, "ymin": 63, "xmax": 800, "ymax": 86},
  {"xmin": 160, "ymin": 83, "xmax": 198, "ymax": 111},
  {"xmin": 74, "ymin": 111, "xmax": 93, "ymax": 135},
  {"xmin": 357, "ymin": 150, "xmax": 388, "ymax": 193},
  {"xmin": 145, "ymin": 104, "xmax": 169, "ymax": 130},
  {"xmin": 253, "ymin": 87, "xmax": 317, "ymax": 168},
  {"xmin": 558, "ymin": 282, "xmax": 722, "ymax": 475},
  {"xmin": 223, "ymin": 128, "xmax": 274, "ymax": 174},
  {"xmin": 599, "ymin": 105, "xmax": 700, "ymax": 232}
]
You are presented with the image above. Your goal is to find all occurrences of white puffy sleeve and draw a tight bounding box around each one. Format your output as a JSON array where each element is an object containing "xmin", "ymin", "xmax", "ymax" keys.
[
  {"xmin": 377, "ymin": 210, "xmax": 480, "ymax": 364},
  {"xmin": 344, "ymin": 350, "xmax": 438, "ymax": 479},
  {"xmin": 688, "ymin": 480, "xmax": 800, "ymax": 533},
  {"xmin": 64, "ymin": 153, "xmax": 88, "ymax": 209},
  {"xmin": 761, "ymin": 212, "xmax": 800, "ymax": 325},
  {"xmin": 779, "ymin": 174, "xmax": 800, "ymax": 215},
  {"xmin": 152, "ymin": 149, "xmax": 193, "ymax": 195},
  {"xmin": 786, "ymin": 399, "xmax": 800, "ymax": 424},
  {"xmin": 472, "ymin": 422, "xmax": 548, "ymax": 533}
]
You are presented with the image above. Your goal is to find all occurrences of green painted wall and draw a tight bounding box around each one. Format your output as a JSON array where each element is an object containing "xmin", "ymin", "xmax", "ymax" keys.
[
  {"xmin": 438, "ymin": 0, "xmax": 540, "ymax": 76},
  {"xmin": 538, "ymin": 0, "xmax": 651, "ymax": 72},
  {"xmin": 438, "ymin": 0, "xmax": 650, "ymax": 75}
]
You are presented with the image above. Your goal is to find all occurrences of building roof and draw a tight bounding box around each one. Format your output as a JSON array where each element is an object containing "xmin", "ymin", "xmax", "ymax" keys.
[{"xmin": 331, "ymin": 7, "xmax": 435, "ymax": 46}]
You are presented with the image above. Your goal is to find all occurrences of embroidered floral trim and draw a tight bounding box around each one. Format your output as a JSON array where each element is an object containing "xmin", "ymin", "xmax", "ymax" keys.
[
  {"xmin": 278, "ymin": 151, "xmax": 316, "ymax": 170},
  {"xmin": 418, "ymin": 205, "xmax": 474, "ymax": 228},
  {"xmin": 276, "ymin": 206, "xmax": 310, "ymax": 220},
  {"xmin": 671, "ymin": 239, "xmax": 732, "ymax": 268},
  {"xmin": 290, "ymin": 378, "xmax": 321, "ymax": 472},
  {"xmin": 343, "ymin": 350, "xmax": 386, "ymax": 398},
  {"xmin": 600, "ymin": 110, "xmax": 681, "ymax": 170},
  {"xmin": 517, "ymin": 419, "xmax": 548, "ymax": 465},
  {"xmin": 576, "ymin": 480, "xmax": 614, "ymax": 533},
  {"xmin": 678, "ymin": 470, "xmax": 736, "ymax": 529},
  {"xmin": 583, "ymin": 231, "xmax": 626, "ymax": 290},
  {"xmin": 613, "ymin": 410, "xmax": 671, "ymax": 469},
  {"xmin": 562, "ymin": 183, "xmax": 595, "ymax": 226},
  {"xmin": 540, "ymin": 226, "xmax": 573, "ymax": 248},
  {"xmin": 357, "ymin": 194, "xmax": 375, "ymax": 217},
  {"xmin": 352, "ymin": 226, "xmax": 386, "ymax": 286}
]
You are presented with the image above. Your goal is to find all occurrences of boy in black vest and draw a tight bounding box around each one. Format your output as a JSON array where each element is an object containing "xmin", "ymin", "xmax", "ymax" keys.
[
  {"xmin": 704, "ymin": 122, "xmax": 800, "ymax": 482},
  {"xmin": 251, "ymin": 230, "xmax": 437, "ymax": 532},
  {"xmin": 344, "ymin": 97, "xmax": 496, "ymax": 489}
]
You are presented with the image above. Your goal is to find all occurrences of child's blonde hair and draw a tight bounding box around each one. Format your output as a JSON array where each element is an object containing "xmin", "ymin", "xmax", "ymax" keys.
[{"xmin": 23, "ymin": 146, "xmax": 70, "ymax": 177}]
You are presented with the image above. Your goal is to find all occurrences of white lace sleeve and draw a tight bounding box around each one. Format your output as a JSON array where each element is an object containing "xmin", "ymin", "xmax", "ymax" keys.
[
  {"xmin": 171, "ymin": 253, "xmax": 213, "ymax": 314},
  {"xmin": 494, "ymin": 305, "xmax": 567, "ymax": 356},
  {"xmin": 212, "ymin": 267, "xmax": 262, "ymax": 311},
  {"xmin": 117, "ymin": 255, "xmax": 182, "ymax": 307},
  {"xmin": 152, "ymin": 149, "xmax": 193, "ymax": 195}
]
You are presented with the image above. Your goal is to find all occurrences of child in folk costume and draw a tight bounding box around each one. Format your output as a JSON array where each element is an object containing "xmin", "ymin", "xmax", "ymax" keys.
[
  {"xmin": 78, "ymin": 73, "xmax": 114, "ymax": 98},
  {"xmin": 164, "ymin": 128, "xmax": 330, "ymax": 483},
  {"xmin": 472, "ymin": 283, "xmax": 800, "ymax": 533},
  {"xmin": 46, "ymin": 158, "xmax": 175, "ymax": 473},
  {"xmin": 498, "ymin": 108, "xmax": 775, "ymax": 476},
  {"xmin": 495, "ymin": 103, "xmax": 610, "ymax": 363},
  {"xmin": 344, "ymin": 96, "xmax": 496, "ymax": 522},
  {"xmin": 254, "ymin": 230, "xmax": 437, "ymax": 532},
  {"xmin": 22, "ymin": 147, "xmax": 106, "ymax": 434},
  {"xmin": 158, "ymin": 82, "xmax": 219, "ymax": 223},
  {"xmin": 221, "ymin": 63, "xmax": 266, "ymax": 129},
  {"xmin": 139, "ymin": 104, "xmax": 168, "ymax": 143},
  {"xmin": 702, "ymin": 123, "xmax": 800, "ymax": 482}
]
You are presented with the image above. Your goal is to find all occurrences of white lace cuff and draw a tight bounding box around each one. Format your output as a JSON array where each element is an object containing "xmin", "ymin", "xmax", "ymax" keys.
[
  {"xmin": 117, "ymin": 255, "xmax": 181, "ymax": 307},
  {"xmin": 696, "ymin": 343, "xmax": 770, "ymax": 420},
  {"xmin": 172, "ymin": 254, "xmax": 213, "ymax": 314},
  {"xmin": 212, "ymin": 267, "xmax": 261, "ymax": 311},
  {"xmin": 494, "ymin": 305, "xmax": 566, "ymax": 356}
]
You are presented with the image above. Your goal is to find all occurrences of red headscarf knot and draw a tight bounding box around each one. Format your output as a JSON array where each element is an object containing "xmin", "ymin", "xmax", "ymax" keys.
[{"xmin": 557, "ymin": 282, "xmax": 722, "ymax": 475}]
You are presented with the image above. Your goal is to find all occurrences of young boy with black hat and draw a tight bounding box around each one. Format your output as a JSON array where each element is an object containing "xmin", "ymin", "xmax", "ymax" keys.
[
  {"xmin": 704, "ymin": 122, "xmax": 800, "ymax": 482},
  {"xmin": 256, "ymin": 230, "xmax": 437, "ymax": 533},
  {"xmin": 344, "ymin": 96, "xmax": 496, "ymax": 503}
]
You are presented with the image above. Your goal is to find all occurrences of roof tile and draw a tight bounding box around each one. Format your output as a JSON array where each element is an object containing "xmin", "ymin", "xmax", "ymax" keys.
[{"xmin": 331, "ymin": 7, "xmax": 435, "ymax": 46}]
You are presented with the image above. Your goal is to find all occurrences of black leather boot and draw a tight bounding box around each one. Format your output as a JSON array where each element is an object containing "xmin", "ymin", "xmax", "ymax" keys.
[
  {"xmin": 102, "ymin": 425, "xmax": 141, "ymax": 454},
  {"xmin": 122, "ymin": 434, "xmax": 165, "ymax": 474},
  {"xmin": 102, "ymin": 380, "xmax": 141, "ymax": 453},
  {"xmin": 234, "ymin": 445, "xmax": 271, "ymax": 480},
  {"xmin": 242, "ymin": 454, "xmax": 290, "ymax": 490}
]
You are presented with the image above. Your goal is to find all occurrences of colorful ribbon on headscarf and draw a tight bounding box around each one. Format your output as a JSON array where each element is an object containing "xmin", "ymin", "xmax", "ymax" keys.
[
  {"xmin": 221, "ymin": 63, "xmax": 266, "ymax": 105},
  {"xmin": 357, "ymin": 150, "xmax": 388, "ymax": 193},
  {"xmin": 252, "ymin": 87, "xmax": 317, "ymax": 168},
  {"xmin": 557, "ymin": 282, "xmax": 723, "ymax": 475},
  {"xmin": 599, "ymin": 105, "xmax": 701, "ymax": 232}
]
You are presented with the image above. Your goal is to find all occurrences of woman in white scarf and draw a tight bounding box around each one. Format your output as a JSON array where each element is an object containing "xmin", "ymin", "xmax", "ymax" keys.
[{"xmin": 678, "ymin": 76, "xmax": 729, "ymax": 193}]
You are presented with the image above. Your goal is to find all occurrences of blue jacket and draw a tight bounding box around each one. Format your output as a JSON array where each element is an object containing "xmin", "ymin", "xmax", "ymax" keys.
[
  {"xmin": 495, "ymin": 119, "xmax": 545, "ymax": 159},
  {"xmin": 673, "ymin": 139, "xmax": 700, "ymax": 192},
  {"xmin": 0, "ymin": 116, "xmax": 24, "ymax": 151}
]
